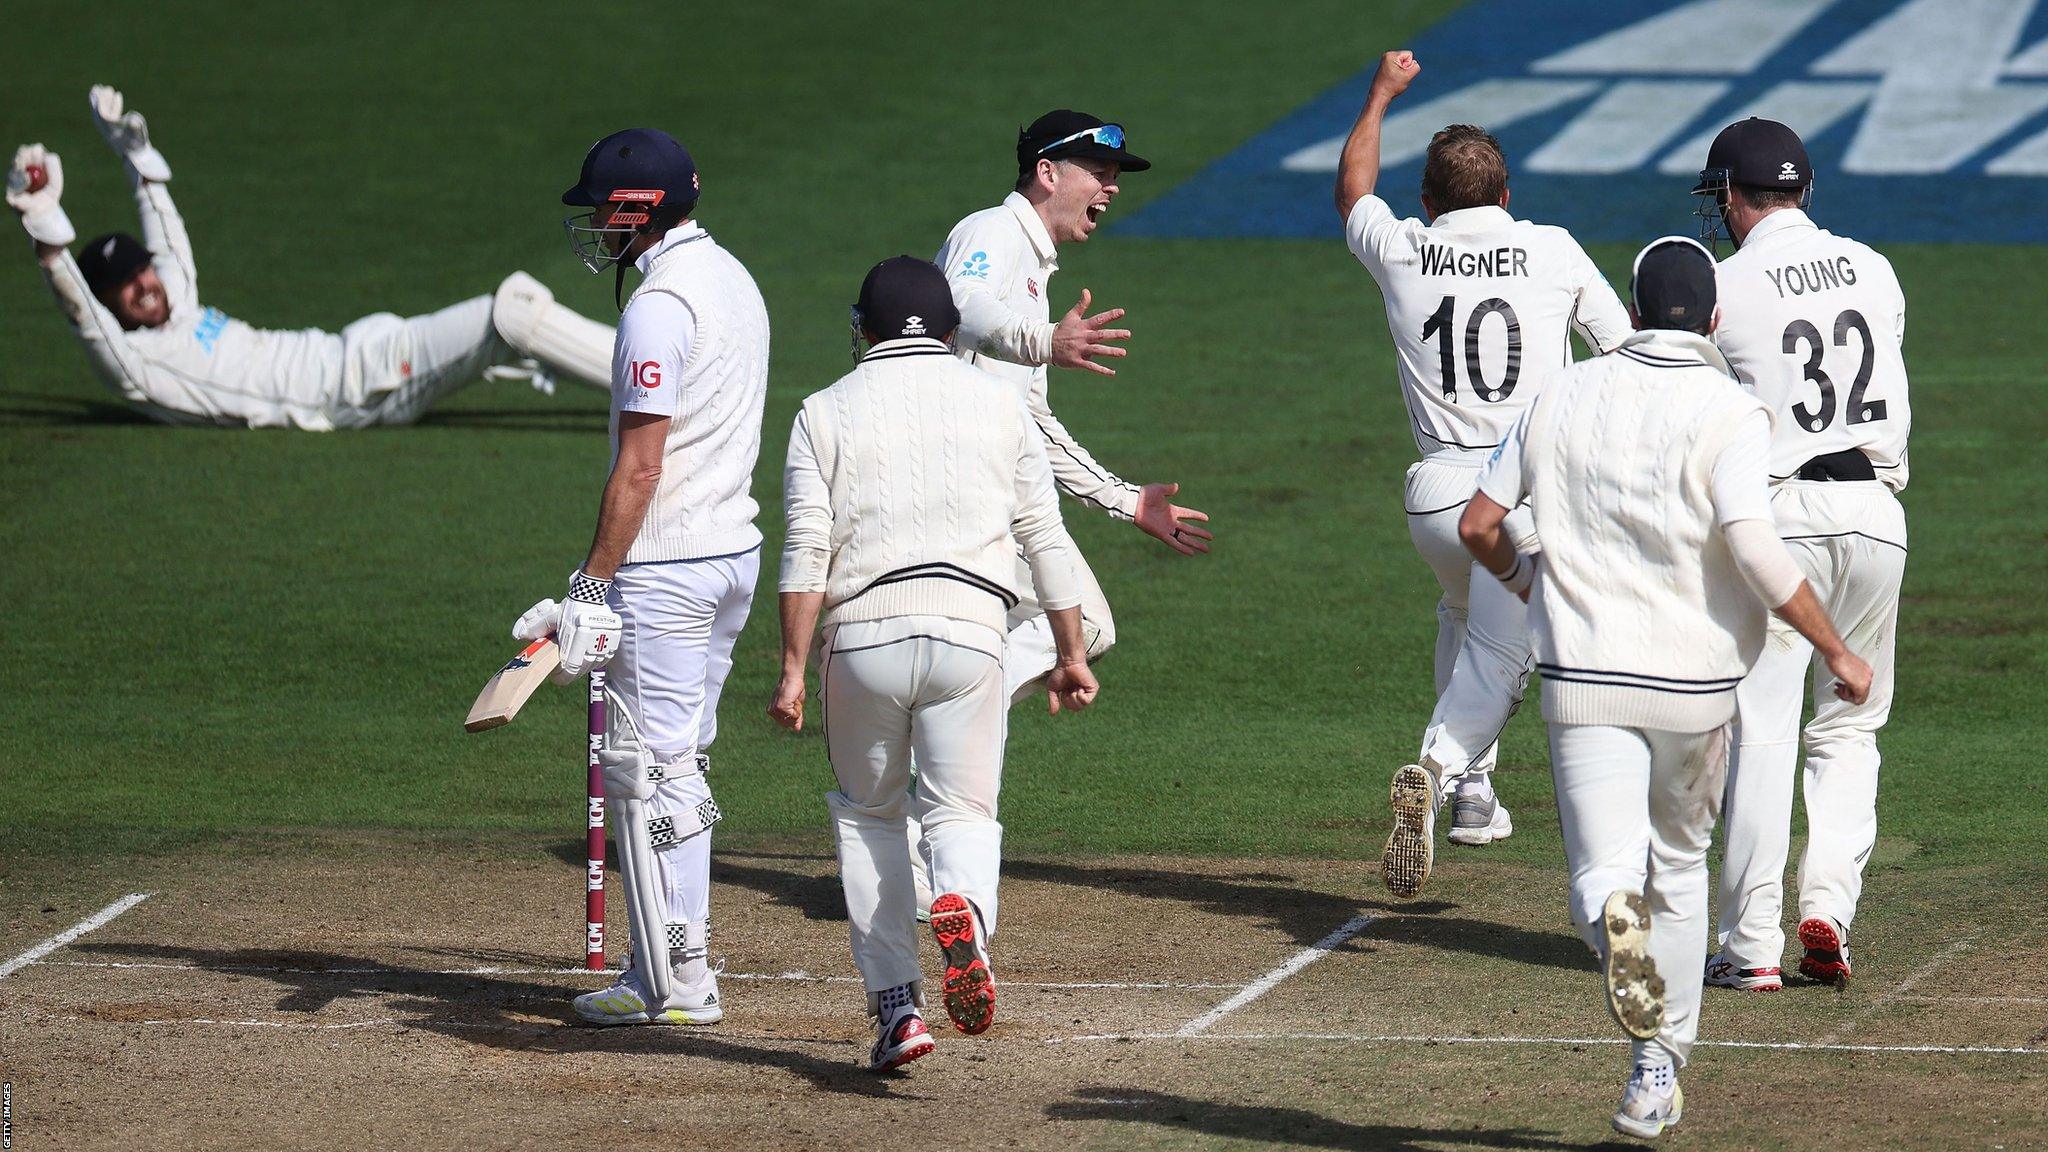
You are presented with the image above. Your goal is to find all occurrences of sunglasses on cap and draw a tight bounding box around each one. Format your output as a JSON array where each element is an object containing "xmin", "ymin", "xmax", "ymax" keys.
[{"xmin": 1037, "ymin": 123, "xmax": 1125, "ymax": 156}]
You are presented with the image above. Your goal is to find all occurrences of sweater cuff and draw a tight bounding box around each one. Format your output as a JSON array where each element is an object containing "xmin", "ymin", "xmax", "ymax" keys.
[
  {"xmin": 778, "ymin": 546, "xmax": 829, "ymax": 593},
  {"xmin": 1024, "ymin": 320, "xmax": 1056, "ymax": 367}
]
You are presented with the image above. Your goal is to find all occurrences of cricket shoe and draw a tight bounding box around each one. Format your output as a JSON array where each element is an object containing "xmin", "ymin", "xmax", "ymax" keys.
[
  {"xmin": 1381, "ymin": 764, "xmax": 1437, "ymax": 898},
  {"xmin": 1611, "ymin": 1063, "xmax": 1684, "ymax": 1139},
  {"xmin": 929, "ymin": 893, "xmax": 995, "ymax": 1035},
  {"xmin": 1447, "ymin": 792, "xmax": 1513, "ymax": 846},
  {"xmin": 1601, "ymin": 890, "xmax": 1665, "ymax": 1041},
  {"xmin": 1798, "ymin": 917, "xmax": 1853, "ymax": 987},
  {"xmin": 572, "ymin": 962, "xmax": 723, "ymax": 1026},
  {"xmin": 869, "ymin": 1008, "xmax": 936, "ymax": 1071},
  {"xmin": 1703, "ymin": 953, "xmax": 1783, "ymax": 992}
]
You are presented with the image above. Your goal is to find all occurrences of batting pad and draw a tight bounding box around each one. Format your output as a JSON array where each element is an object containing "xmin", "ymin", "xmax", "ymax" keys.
[{"xmin": 492, "ymin": 271, "xmax": 613, "ymax": 388}]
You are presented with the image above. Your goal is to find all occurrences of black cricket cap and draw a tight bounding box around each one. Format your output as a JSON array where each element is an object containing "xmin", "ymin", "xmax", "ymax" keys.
[
  {"xmin": 1017, "ymin": 110, "xmax": 1150, "ymax": 177},
  {"xmin": 1693, "ymin": 117, "xmax": 1810, "ymax": 193},
  {"xmin": 1630, "ymin": 236, "xmax": 1718, "ymax": 334},
  {"xmin": 77, "ymin": 232, "xmax": 152, "ymax": 299},
  {"xmin": 563, "ymin": 128, "xmax": 700, "ymax": 211},
  {"xmin": 857, "ymin": 256, "xmax": 960, "ymax": 342}
]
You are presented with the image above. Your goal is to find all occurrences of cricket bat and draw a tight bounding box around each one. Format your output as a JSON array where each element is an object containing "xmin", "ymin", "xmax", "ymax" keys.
[{"xmin": 464, "ymin": 638, "xmax": 562, "ymax": 732}]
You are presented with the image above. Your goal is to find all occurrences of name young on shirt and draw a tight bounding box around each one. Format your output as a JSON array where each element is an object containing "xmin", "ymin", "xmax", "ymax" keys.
[
  {"xmin": 1421, "ymin": 244, "xmax": 1528, "ymax": 278},
  {"xmin": 1764, "ymin": 257, "xmax": 1858, "ymax": 299}
]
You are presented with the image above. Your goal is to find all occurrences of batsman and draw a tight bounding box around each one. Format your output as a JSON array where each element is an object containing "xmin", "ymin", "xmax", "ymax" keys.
[{"xmin": 511, "ymin": 128, "xmax": 771, "ymax": 1026}]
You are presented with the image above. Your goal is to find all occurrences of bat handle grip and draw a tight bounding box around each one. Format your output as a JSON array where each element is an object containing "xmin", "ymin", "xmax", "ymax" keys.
[{"xmin": 585, "ymin": 668, "xmax": 607, "ymax": 970}]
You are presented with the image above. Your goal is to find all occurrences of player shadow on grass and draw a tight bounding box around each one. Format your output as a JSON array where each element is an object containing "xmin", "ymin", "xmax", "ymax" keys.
[
  {"xmin": 1048, "ymin": 1088, "xmax": 1633, "ymax": 1152},
  {"xmin": 412, "ymin": 407, "xmax": 612, "ymax": 432},
  {"xmin": 67, "ymin": 939, "xmax": 906, "ymax": 1098},
  {"xmin": 0, "ymin": 390, "xmax": 153, "ymax": 425}
]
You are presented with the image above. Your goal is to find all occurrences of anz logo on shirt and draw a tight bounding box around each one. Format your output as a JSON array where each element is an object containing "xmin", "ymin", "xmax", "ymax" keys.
[
  {"xmin": 191, "ymin": 306, "xmax": 228, "ymax": 354},
  {"xmin": 959, "ymin": 251, "xmax": 993, "ymax": 280},
  {"xmin": 1122, "ymin": 0, "xmax": 2048, "ymax": 244}
]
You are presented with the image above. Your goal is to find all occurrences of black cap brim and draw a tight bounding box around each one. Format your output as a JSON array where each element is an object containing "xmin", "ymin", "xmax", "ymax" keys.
[{"xmin": 1047, "ymin": 141, "xmax": 1150, "ymax": 172}]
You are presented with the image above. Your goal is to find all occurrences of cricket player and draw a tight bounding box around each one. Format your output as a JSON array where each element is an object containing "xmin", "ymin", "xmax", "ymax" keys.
[
  {"xmin": 1693, "ymin": 119, "xmax": 1913, "ymax": 992},
  {"xmin": 1333, "ymin": 51, "xmax": 1631, "ymax": 896},
  {"xmin": 5, "ymin": 89, "xmax": 614, "ymax": 430},
  {"xmin": 769, "ymin": 256, "xmax": 1098, "ymax": 1071},
  {"xmin": 906, "ymin": 109, "xmax": 1209, "ymax": 912},
  {"xmin": 512, "ymin": 128, "xmax": 770, "ymax": 1026},
  {"xmin": 1461, "ymin": 237, "xmax": 1871, "ymax": 1138}
]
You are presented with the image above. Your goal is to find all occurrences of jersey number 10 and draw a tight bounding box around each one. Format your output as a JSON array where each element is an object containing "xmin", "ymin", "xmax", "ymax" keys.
[
  {"xmin": 1422, "ymin": 295, "xmax": 1522, "ymax": 403},
  {"xmin": 1783, "ymin": 309, "xmax": 1887, "ymax": 433}
]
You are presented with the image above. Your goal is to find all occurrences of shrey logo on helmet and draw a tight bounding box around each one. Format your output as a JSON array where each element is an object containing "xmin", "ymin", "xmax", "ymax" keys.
[{"xmin": 1122, "ymin": 0, "xmax": 2048, "ymax": 244}]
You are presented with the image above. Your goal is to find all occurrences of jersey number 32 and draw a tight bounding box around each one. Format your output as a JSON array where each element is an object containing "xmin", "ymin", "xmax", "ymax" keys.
[{"xmin": 1783, "ymin": 309, "xmax": 1887, "ymax": 433}]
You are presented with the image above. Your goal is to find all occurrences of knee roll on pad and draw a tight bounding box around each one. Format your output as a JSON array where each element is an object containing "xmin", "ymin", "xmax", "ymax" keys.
[{"xmin": 490, "ymin": 271, "xmax": 555, "ymax": 351}]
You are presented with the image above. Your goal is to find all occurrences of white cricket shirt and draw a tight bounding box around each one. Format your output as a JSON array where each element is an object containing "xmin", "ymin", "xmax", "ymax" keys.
[
  {"xmin": 1712, "ymin": 209, "xmax": 1912, "ymax": 492},
  {"xmin": 1346, "ymin": 195, "xmax": 1631, "ymax": 458},
  {"xmin": 937, "ymin": 193, "xmax": 1142, "ymax": 520}
]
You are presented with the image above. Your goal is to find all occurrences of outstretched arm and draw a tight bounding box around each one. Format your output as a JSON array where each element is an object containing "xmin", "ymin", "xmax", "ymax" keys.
[
  {"xmin": 90, "ymin": 86, "xmax": 197, "ymax": 311},
  {"xmin": 1335, "ymin": 50, "xmax": 1421, "ymax": 220},
  {"xmin": 10, "ymin": 145, "xmax": 161, "ymax": 403}
]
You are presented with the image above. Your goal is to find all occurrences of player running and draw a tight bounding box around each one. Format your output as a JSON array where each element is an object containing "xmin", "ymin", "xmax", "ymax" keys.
[
  {"xmin": 1461, "ymin": 237, "xmax": 1871, "ymax": 1138},
  {"xmin": 512, "ymin": 128, "xmax": 770, "ymax": 1027},
  {"xmin": 5, "ymin": 88, "xmax": 613, "ymax": 430},
  {"xmin": 769, "ymin": 256, "xmax": 1098, "ymax": 1071},
  {"xmin": 1333, "ymin": 51, "xmax": 1631, "ymax": 897},
  {"xmin": 903, "ymin": 109, "xmax": 1209, "ymax": 913},
  {"xmin": 1694, "ymin": 119, "xmax": 1913, "ymax": 993}
]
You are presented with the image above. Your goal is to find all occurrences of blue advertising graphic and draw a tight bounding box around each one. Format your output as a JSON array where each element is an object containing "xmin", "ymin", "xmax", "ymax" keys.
[{"xmin": 1122, "ymin": 0, "xmax": 2048, "ymax": 243}]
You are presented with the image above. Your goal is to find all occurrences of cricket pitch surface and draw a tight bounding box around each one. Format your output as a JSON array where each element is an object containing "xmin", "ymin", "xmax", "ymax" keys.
[{"xmin": 3, "ymin": 836, "xmax": 2043, "ymax": 1150}]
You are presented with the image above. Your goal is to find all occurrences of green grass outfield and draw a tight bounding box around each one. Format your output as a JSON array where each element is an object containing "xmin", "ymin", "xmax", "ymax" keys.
[{"xmin": 0, "ymin": 0, "xmax": 2043, "ymax": 881}]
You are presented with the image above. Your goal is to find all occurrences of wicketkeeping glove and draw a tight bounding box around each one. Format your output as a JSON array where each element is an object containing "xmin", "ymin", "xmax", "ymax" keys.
[
  {"xmin": 7, "ymin": 145, "xmax": 75, "ymax": 246},
  {"xmin": 88, "ymin": 85, "xmax": 171, "ymax": 182}
]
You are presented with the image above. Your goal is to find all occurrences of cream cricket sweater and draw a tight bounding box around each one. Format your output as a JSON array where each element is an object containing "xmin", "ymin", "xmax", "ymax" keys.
[
  {"xmin": 778, "ymin": 338, "xmax": 1083, "ymax": 633},
  {"xmin": 1520, "ymin": 330, "xmax": 1774, "ymax": 732}
]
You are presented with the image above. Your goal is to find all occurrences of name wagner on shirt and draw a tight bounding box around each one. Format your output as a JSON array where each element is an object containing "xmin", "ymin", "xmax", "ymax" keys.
[{"xmin": 1420, "ymin": 243, "xmax": 1528, "ymax": 278}]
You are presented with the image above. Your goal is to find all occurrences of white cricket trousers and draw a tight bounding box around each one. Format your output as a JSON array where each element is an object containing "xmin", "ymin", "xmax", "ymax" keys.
[
  {"xmin": 1718, "ymin": 481, "xmax": 1906, "ymax": 967},
  {"xmin": 1551, "ymin": 723, "xmax": 1728, "ymax": 1069},
  {"xmin": 824, "ymin": 615, "xmax": 1008, "ymax": 996},
  {"xmin": 1004, "ymin": 544, "xmax": 1116, "ymax": 702},
  {"xmin": 1407, "ymin": 454, "xmax": 1538, "ymax": 784},
  {"xmin": 607, "ymin": 548, "xmax": 759, "ymax": 937},
  {"xmin": 329, "ymin": 291, "xmax": 612, "ymax": 427}
]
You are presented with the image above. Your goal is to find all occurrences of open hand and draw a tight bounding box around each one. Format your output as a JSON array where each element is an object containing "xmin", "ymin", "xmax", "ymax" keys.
[
  {"xmin": 1050, "ymin": 288, "xmax": 1130, "ymax": 376},
  {"xmin": 88, "ymin": 85, "xmax": 171, "ymax": 181},
  {"xmin": 1134, "ymin": 482, "xmax": 1212, "ymax": 555}
]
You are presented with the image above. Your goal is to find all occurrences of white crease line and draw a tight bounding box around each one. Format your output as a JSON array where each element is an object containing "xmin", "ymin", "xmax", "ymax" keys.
[
  {"xmin": 1177, "ymin": 913, "xmax": 1376, "ymax": 1037},
  {"xmin": 1820, "ymin": 935, "xmax": 1978, "ymax": 1047},
  {"xmin": 31, "ymin": 960, "xmax": 1239, "ymax": 991},
  {"xmin": 1897, "ymin": 995, "xmax": 2048, "ymax": 1006},
  {"xmin": 0, "ymin": 894, "xmax": 152, "ymax": 981},
  {"xmin": 1049, "ymin": 1031, "xmax": 2046, "ymax": 1056}
]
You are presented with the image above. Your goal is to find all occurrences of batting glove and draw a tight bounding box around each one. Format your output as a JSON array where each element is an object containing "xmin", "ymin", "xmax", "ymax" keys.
[
  {"xmin": 88, "ymin": 86, "xmax": 171, "ymax": 182},
  {"xmin": 556, "ymin": 571, "xmax": 623, "ymax": 677},
  {"xmin": 7, "ymin": 145, "xmax": 75, "ymax": 246}
]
